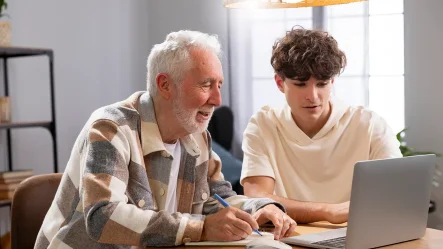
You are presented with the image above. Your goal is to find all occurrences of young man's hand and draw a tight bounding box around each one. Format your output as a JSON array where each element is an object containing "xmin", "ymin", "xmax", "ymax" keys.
[
  {"xmin": 201, "ymin": 207, "xmax": 259, "ymax": 241},
  {"xmin": 323, "ymin": 201, "xmax": 350, "ymax": 224},
  {"xmin": 252, "ymin": 204, "xmax": 297, "ymax": 240}
]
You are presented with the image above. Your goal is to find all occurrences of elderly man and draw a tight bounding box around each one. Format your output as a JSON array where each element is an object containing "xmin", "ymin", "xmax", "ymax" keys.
[{"xmin": 35, "ymin": 30, "xmax": 296, "ymax": 249}]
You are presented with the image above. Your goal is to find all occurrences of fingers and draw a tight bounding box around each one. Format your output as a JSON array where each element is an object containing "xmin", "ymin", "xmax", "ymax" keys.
[
  {"xmin": 256, "ymin": 208, "xmax": 296, "ymax": 240},
  {"xmin": 225, "ymin": 207, "xmax": 256, "ymax": 239},
  {"xmin": 232, "ymin": 216, "xmax": 253, "ymax": 238},
  {"xmin": 326, "ymin": 201, "xmax": 349, "ymax": 224},
  {"xmin": 280, "ymin": 215, "xmax": 291, "ymax": 238},
  {"xmin": 284, "ymin": 219, "xmax": 297, "ymax": 238},
  {"xmin": 265, "ymin": 211, "xmax": 284, "ymax": 240},
  {"xmin": 327, "ymin": 203, "xmax": 350, "ymax": 224},
  {"xmin": 234, "ymin": 208, "xmax": 260, "ymax": 231},
  {"xmin": 203, "ymin": 207, "xmax": 270, "ymax": 242},
  {"xmin": 227, "ymin": 225, "xmax": 249, "ymax": 240},
  {"xmin": 274, "ymin": 214, "xmax": 297, "ymax": 239}
]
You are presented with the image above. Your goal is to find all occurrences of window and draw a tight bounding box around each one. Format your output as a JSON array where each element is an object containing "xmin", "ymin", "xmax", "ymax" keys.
[
  {"xmin": 328, "ymin": 0, "xmax": 404, "ymax": 133},
  {"xmin": 368, "ymin": 0, "xmax": 404, "ymax": 134}
]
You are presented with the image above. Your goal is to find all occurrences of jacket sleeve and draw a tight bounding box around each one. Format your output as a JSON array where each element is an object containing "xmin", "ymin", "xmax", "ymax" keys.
[{"xmin": 82, "ymin": 119, "xmax": 204, "ymax": 247}]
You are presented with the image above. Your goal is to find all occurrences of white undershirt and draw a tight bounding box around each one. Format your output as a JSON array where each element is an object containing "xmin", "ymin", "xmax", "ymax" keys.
[{"xmin": 163, "ymin": 141, "xmax": 181, "ymax": 213}]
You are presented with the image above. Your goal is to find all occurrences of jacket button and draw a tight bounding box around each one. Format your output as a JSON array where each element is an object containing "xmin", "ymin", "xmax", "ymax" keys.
[
  {"xmin": 160, "ymin": 188, "xmax": 165, "ymax": 196},
  {"xmin": 183, "ymin": 237, "xmax": 192, "ymax": 243},
  {"xmin": 138, "ymin": 199, "xmax": 145, "ymax": 208},
  {"xmin": 201, "ymin": 192, "xmax": 208, "ymax": 200},
  {"xmin": 161, "ymin": 151, "xmax": 169, "ymax": 158}
]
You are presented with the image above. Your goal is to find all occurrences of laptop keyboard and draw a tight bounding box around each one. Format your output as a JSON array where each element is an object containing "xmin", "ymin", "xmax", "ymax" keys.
[{"xmin": 312, "ymin": 236, "xmax": 346, "ymax": 248}]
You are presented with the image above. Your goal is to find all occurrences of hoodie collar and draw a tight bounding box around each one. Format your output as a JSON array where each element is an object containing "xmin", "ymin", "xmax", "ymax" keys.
[{"xmin": 276, "ymin": 97, "xmax": 350, "ymax": 144}]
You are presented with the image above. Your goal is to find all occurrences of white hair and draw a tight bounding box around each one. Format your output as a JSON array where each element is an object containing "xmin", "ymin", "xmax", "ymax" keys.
[{"xmin": 146, "ymin": 30, "xmax": 222, "ymax": 95}]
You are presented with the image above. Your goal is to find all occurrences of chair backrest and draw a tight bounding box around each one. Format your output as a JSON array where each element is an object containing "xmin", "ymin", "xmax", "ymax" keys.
[
  {"xmin": 208, "ymin": 106, "xmax": 234, "ymax": 151},
  {"xmin": 11, "ymin": 173, "xmax": 62, "ymax": 249}
]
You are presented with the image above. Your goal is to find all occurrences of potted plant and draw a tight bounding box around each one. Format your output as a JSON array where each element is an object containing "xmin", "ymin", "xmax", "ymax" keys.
[
  {"xmin": 397, "ymin": 128, "xmax": 441, "ymax": 212},
  {"xmin": 0, "ymin": 0, "xmax": 10, "ymax": 46}
]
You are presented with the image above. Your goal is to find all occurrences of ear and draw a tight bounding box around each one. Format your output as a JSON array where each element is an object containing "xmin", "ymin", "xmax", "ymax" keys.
[
  {"xmin": 156, "ymin": 73, "xmax": 173, "ymax": 100},
  {"xmin": 331, "ymin": 77, "xmax": 335, "ymax": 85},
  {"xmin": 275, "ymin": 74, "xmax": 285, "ymax": 93}
]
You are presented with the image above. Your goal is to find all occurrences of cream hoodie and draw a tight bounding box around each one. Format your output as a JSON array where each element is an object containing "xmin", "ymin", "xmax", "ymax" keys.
[{"xmin": 241, "ymin": 98, "xmax": 402, "ymax": 203}]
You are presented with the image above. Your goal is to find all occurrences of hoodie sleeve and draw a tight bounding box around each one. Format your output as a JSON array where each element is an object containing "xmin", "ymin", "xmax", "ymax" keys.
[{"xmin": 369, "ymin": 114, "xmax": 403, "ymax": 159}]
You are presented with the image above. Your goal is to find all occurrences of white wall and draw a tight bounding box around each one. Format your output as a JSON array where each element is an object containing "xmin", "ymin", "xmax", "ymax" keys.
[
  {"xmin": 1, "ymin": 0, "xmax": 230, "ymax": 175},
  {"xmin": 0, "ymin": 0, "xmax": 230, "ymax": 233},
  {"xmin": 404, "ymin": 0, "xmax": 443, "ymax": 229},
  {"xmin": 1, "ymin": 0, "xmax": 149, "ymax": 176},
  {"xmin": 146, "ymin": 0, "xmax": 231, "ymax": 106},
  {"xmin": 0, "ymin": 0, "xmax": 150, "ymax": 233}
]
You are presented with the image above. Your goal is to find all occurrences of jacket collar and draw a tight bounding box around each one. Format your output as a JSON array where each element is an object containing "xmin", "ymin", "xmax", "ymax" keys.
[{"xmin": 135, "ymin": 92, "xmax": 201, "ymax": 157}]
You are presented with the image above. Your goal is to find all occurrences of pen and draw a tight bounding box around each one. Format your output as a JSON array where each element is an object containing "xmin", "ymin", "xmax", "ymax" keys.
[{"xmin": 213, "ymin": 193, "xmax": 263, "ymax": 236}]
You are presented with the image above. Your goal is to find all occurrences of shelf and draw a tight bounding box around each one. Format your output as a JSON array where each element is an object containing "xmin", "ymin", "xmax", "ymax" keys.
[
  {"xmin": 0, "ymin": 46, "xmax": 53, "ymax": 58},
  {"xmin": 0, "ymin": 121, "xmax": 52, "ymax": 130},
  {"xmin": 0, "ymin": 199, "xmax": 11, "ymax": 208},
  {"xmin": 0, "ymin": 45, "xmax": 59, "ymax": 173}
]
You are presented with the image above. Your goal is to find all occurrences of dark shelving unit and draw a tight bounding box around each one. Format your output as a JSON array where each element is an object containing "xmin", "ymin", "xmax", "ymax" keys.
[{"xmin": 0, "ymin": 46, "xmax": 58, "ymax": 173}]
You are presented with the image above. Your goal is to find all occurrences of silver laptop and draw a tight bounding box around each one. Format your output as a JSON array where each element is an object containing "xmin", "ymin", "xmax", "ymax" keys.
[{"xmin": 280, "ymin": 155, "xmax": 436, "ymax": 249}]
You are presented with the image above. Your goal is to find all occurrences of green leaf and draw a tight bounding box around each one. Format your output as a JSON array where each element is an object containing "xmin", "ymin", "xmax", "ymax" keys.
[
  {"xmin": 397, "ymin": 128, "xmax": 441, "ymax": 157},
  {"xmin": 0, "ymin": 1, "xmax": 7, "ymax": 15},
  {"xmin": 396, "ymin": 128, "xmax": 407, "ymax": 143}
]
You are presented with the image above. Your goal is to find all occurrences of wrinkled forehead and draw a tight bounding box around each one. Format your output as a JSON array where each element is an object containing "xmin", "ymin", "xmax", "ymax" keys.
[
  {"xmin": 189, "ymin": 47, "xmax": 221, "ymax": 65},
  {"xmin": 188, "ymin": 48, "xmax": 223, "ymax": 78}
]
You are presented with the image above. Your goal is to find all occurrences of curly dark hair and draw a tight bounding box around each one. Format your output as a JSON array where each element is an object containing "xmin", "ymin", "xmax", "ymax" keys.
[{"xmin": 271, "ymin": 26, "xmax": 347, "ymax": 81}]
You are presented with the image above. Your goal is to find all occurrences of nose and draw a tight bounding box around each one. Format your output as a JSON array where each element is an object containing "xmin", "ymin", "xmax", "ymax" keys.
[
  {"xmin": 208, "ymin": 86, "xmax": 222, "ymax": 107},
  {"xmin": 306, "ymin": 85, "xmax": 318, "ymax": 102}
]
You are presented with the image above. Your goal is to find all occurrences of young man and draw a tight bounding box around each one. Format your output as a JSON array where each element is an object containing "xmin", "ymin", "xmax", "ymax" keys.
[
  {"xmin": 241, "ymin": 27, "xmax": 402, "ymax": 224},
  {"xmin": 35, "ymin": 30, "xmax": 296, "ymax": 249}
]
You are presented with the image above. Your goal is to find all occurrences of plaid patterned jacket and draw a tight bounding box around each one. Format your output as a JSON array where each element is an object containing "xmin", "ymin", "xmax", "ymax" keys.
[{"xmin": 35, "ymin": 92, "xmax": 281, "ymax": 249}]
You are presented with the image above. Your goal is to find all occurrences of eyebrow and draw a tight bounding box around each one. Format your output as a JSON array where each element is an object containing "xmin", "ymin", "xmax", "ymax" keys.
[
  {"xmin": 292, "ymin": 79, "xmax": 330, "ymax": 83},
  {"xmin": 201, "ymin": 78, "xmax": 223, "ymax": 85}
]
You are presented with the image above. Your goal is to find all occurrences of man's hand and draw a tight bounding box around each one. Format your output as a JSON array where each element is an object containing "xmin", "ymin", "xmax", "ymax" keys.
[
  {"xmin": 323, "ymin": 201, "xmax": 349, "ymax": 224},
  {"xmin": 201, "ymin": 207, "xmax": 259, "ymax": 242},
  {"xmin": 252, "ymin": 204, "xmax": 297, "ymax": 240}
]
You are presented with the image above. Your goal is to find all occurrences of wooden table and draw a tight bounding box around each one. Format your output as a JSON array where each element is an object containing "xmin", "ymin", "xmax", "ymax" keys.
[
  {"xmin": 289, "ymin": 222, "xmax": 443, "ymax": 248},
  {"xmin": 181, "ymin": 222, "xmax": 443, "ymax": 249}
]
